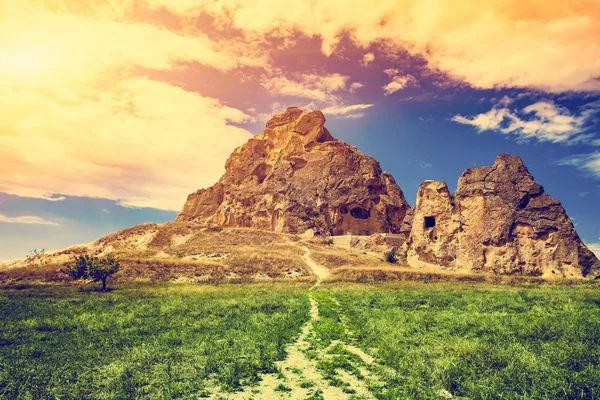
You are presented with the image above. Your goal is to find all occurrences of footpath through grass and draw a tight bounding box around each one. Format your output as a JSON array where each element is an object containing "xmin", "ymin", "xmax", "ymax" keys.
[
  {"xmin": 328, "ymin": 282, "xmax": 600, "ymax": 400},
  {"xmin": 2, "ymin": 281, "xmax": 600, "ymax": 399},
  {"xmin": 0, "ymin": 284, "xmax": 310, "ymax": 399}
]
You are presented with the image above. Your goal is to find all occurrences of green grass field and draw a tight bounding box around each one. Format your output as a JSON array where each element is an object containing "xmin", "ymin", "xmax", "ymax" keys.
[
  {"xmin": 0, "ymin": 284, "xmax": 309, "ymax": 399},
  {"xmin": 1, "ymin": 282, "xmax": 600, "ymax": 399},
  {"xmin": 330, "ymin": 282, "xmax": 600, "ymax": 399}
]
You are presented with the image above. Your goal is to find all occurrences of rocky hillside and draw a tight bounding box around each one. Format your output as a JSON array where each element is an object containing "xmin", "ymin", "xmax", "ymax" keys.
[
  {"xmin": 0, "ymin": 222, "xmax": 396, "ymax": 286},
  {"xmin": 407, "ymin": 154, "xmax": 599, "ymax": 278},
  {"xmin": 177, "ymin": 107, "xmax": 410, "ymax": 236},
  {"xmin": 2, "ymin": 109, "xmax": 598, "ymax": 283}
]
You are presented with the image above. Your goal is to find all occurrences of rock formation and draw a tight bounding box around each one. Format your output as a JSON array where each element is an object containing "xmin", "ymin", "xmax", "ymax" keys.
[
  {"xmin": 407, "ymin": 154, "xmax": 599, "ymax": 277},
  {"xmin": 177, "ymin": 107, "xmax": 410, "ymax": 235},
  {"xmin": 177, "ymin": 106, "xmax": 598, "ymax": 278}
]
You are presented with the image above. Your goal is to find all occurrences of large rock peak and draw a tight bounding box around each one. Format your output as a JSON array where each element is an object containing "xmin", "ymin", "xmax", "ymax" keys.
[
  {"xmin": 408, "ymin": 155, "xmax": 599, "ymax": 278},
  {"xmin": 177, "ymin": 107, "xmax": 410, "ymax": 236}
]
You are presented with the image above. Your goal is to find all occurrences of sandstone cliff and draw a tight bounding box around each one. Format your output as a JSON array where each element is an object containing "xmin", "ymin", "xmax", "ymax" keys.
[
  {"xmin": 407, "ymin": 154, "xmax": 599, "ymax": 277},
  {"xmin": 177, "ymin": 107, "xmax": 410, "ymax": 235}
]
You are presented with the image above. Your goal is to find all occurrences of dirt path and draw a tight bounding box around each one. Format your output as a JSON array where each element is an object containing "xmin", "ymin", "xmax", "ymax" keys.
[
  {"xmin": 300, "ymin": 245, "xmax": 330, "ymax": 288},
  {"xmin": 210, "ymin": 243, "xmax": 378, "ymax": 399}
]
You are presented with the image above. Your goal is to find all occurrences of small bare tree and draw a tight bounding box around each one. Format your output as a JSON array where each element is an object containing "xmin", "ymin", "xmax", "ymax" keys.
[{"xmin": 26, "ymin": 248, "xmax": 49, "ymax": 266}]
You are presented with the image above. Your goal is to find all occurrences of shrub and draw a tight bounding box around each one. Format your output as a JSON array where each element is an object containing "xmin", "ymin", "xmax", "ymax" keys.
[
  {"xmin": 385, "ymin": 250, "xmax": 398, "ymax": 263},
  {"xmin": 64, "ymin": 254, "xmax": 120, "ymax": 291}
]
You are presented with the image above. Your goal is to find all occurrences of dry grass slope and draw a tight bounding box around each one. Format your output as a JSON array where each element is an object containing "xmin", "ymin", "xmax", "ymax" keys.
[
  {"xmin": 1, "ymin": 223, "xmax": 590, "ymax": 287},
  {"xmin": 0, "ymin": 223, "xmax": 313, "ymax": 286}
]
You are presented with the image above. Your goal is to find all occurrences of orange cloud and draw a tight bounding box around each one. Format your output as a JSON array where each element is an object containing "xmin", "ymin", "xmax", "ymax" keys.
[
  {"xmin": 3, "ymin": 0, "xmax": 598, "ymax": 212},
  {"xmin": 361, "ymin": 52, "xmax": 375, "ymax": 66},
  {"xmin": 0, "ymin": 77, "xmax": 252, "ymax": 210},
  {"xmin": 0, "ymin": 1, "xmax": 259, "ymax": 210},
  {"xmin": 150, "ymin": 0, "xmax": 600, "ymax": 93}
]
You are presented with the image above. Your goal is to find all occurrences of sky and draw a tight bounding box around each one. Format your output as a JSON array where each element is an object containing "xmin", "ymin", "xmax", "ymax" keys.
[{"xmin": 0, "ymin": 0, "xmax": 599, "ymax": 260}]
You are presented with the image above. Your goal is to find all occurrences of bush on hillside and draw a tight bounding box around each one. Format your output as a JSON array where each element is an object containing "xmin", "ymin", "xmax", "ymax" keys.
[{"xmin": 64, "ymin": 254, "xmax": 120, "ymax": 291}]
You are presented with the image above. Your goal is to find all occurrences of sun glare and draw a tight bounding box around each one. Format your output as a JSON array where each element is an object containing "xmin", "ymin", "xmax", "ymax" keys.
[{"xmin": 0, "ymin": 46, "xmax": 60, "ymax": 80}]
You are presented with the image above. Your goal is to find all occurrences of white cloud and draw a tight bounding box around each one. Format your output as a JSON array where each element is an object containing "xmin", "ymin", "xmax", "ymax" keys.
[
  {"xmin": 383, "ymin": 74, "xmax": 417, "ymax": 95},
  {"xmin": 336, "ymin": 113, "xmax": 367, "ymax": 119},
  {"xmin": 558, "ymin": 152, "xmax": 600, "ymax": 179},
  {"xmin": 261, "ymin": 73, "xmax": 351, "ymax": 102},
  {"xmin": 586, "ymin": 242, "xmax": 600, "ymax": 258},
  {"xmin": 0, "ymin": 213, "xmax": 59, "ymax": 226},
  {"xmin": 452, "ymin": 100, "xmax": 600, "ymax": 144},
  {"xmin": 321, "ymin": 103, "xmax": 374, "ymax": 115}
]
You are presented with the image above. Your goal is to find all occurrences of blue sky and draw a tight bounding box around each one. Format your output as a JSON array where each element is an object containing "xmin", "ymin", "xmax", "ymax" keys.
[{"xmin": 1, "ymin": 0, "xmax": 599, "ymax": 260}]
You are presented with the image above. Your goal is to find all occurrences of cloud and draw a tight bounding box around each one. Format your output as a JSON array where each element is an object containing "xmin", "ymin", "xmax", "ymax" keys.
[
  {"xmin": 587, "ymin": 242, "xmax": 600, "ymax": 258},
  {"xmin": 0, "ymin": 2, "xmax": 259, "ymax": 211},
  {"xmin": 0, "ymin": 213, "xmax": 59, "ymax": 226},
  {"xmin": 349, "ymin": 82, "xmax": 364, "ymax": 93},
  {"xmin": 557, "ymin": 152, "xmax": 600, "ymax": 179},
  {"xmin": 42, "ymin": 194, "xmax": 66, "ymax": 202},
  {"xmin": 261, "ymin": 73, "xmax": 351, "ymax": 102},
  {"xmin": 383, "ymin": 69, "xmax": 399, "ymax": 78},
  {"xmin": 361, "ymin": 52, "xmax": 375, "ymax": 66},
  {"xmin": 336, "ymin": 113, "xmax": 368, "ymax": 119},
  {"xmin": 4, "ymin": 0, "xmax": 599, "ymax": 214},
  {"xmin": 0, "ymin": 77, "xmax": 253, "ymax": 210},
  {"xmin": 321, "ymin": 103, "xmax": 374, "ymax": 116},
  {"xmin": 0, "ymin": 3, "xmax": 265, "ymax": 87},
  {"xmin": 383, "ymin": 74, "xmax": 417, "ymax": 95},
  {"xmin": 452, "ymin": 99, "xmax": 600, "ymax": 143},
  {"xmin": 147, "ymin": 0, "xmax": 600, "ymax": 93}
]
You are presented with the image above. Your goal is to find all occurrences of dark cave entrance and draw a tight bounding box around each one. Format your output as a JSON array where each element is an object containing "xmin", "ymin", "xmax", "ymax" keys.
[
  {"xmin": 424, "ymin": 216, "xmax": 436, "ymax": 229},
  {"xmin": 350, "ymin": 207, "xmax": 370, "ymax": 219}
]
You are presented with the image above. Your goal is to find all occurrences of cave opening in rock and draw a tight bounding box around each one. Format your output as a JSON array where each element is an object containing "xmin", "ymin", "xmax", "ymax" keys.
[
  {"xmin": 424, "ymin": 216, "xmax": 436, "ymax": 229},
  {"xmin": 350, "ymin": 207, "xmax": 370, "ymax": 219}
]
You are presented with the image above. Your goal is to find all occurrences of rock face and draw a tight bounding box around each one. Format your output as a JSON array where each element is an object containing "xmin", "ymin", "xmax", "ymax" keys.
[
  {"xmin": 407, "ymin": 154, "xmax": 600, "ymax": 277},
  {"xmin": 177, "ymin": 107, "xmax": 410, "ymax": 235}
]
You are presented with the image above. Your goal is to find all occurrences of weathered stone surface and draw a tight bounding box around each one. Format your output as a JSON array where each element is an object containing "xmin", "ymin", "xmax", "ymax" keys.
[
  {"xmin": 408, "ymin": 180, "xmax": 460, "ymax": 266},
  {"xmin": 177, "ymin": 107, "xmax": 410, "ymax": 235},
  {"xmin": 407, "ymin": 155, "xmax": 600, "ymax": 277}
]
